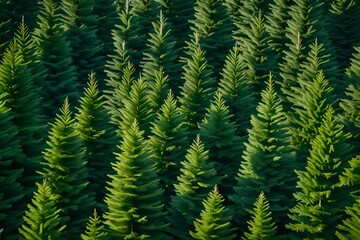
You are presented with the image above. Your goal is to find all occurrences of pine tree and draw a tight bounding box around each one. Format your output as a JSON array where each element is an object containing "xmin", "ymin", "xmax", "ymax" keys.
[
  {"xmin": 40, "ymin": 98, "xmax": 95, "ymax": 237},
  {"xmin": 167, "ymin": 136, "xmax": 221, "ymax": 239},
  {"xmin": 179, "ymin": 33, "xmax": 216, "ymax": 138},
  {"xmin": 243, "ymin": 192, "xmax": 277, "ymax": 240},
  {"xmin": 0, "ymin": 100, "xmax": 25, "ymax": 239},
  {"xmin": 340, "ymin": 155, "xmax": 360, "ymax": 198},
  {"xmin": 81, "ymin": 209, "xmax": 107, "ymax": 240},
  {"xmin": 104, "ymin": 121, "xmax": 167, "ymax": 239},
  {"xmin": 336, "ymin": 197, "xmax": 360, "ymax": 240},
  {"xmin": 18, "ymin": 180, "xmax": 65, "ymax": 240},
  {"xmin": 287, "ymin": 108, "xmax": 353, "ymax": 239},
  {"xmin": 148, "ymin": 91, "xmax": 189, "ymax": 202},
  {"xmin": 75, "ymin": 73, "xmax": 117, "ymax": 210},
  {"xmin": 33, "ymin": 0, "xmax": 79, "ymax": 119},
  {"xmin": 147, "ymin": 67, "xmax": 170, "ymax": 112},
  {"xmin": 199, "ymin": 92, "xmax": 242, "ymax": 197},
  {"xmin": 230, "ymin": 74, "xmax": 297, "ymax": 233},
  {"xmin": 190, "ymin": 185, "xmax": 236, "ymax": 240}
]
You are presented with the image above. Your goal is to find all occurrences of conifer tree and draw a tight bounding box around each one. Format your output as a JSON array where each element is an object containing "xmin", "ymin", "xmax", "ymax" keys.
[
  {"xmin": 199, "ymin": 92, "xmax": 242, "ymax": 197},
  {"xmin": 190, "ymin": 185, "xmax": 236, "ymax": 240},
  {"xmin": 179, "ymin": 33, "xmax": 216, "ymax": 138},
  {"xmin": 75, "ymin": 73, "xmax": 117, "ymax": 209},
  {"xmin": 81, "ymin": 209, "xmax": 107, "ymax": 240},
  {"xmin": 104, "ymin": 121, "xmax": 168, "ymax": 239},
  {"xmin": 40, "ymin": 98, "xmax": 95, "ymax": 237},
  {"xmin": 340, "ymin": 155, "xmax": 360, "ymax": 198},
  {"xmin": 230, "ymin": 74, "xmax": 297, "ymax": 233},
  {"xmin": 0, "ymin": 100, "xmax": 25, "ymax": 239},
  {"xmin": 287, "ymin": 108, "xmax": 353, "ymax": 238},
  {"xmin": 148, "ymin": 91, "xmax": 189, "ymax": 201},
  {"xmin": 336, "ymin": 197, "xmax": 360, "ymax": 240},
  {"xmin": 167, "ymin": 136, "xmax": 221, "ymax": 239},
  {"xmin": 33, "ymin": 0, "xmax": 79, "ymax": 119},
  {"xmin": 243, "ymin": 192, "xmax": 277, "ymax": 240},
  {"xmin": 147, "ymin": 67, "xmax": 170, "ymax": 112},
  {"xmin": 18, "ymin": 180, "xmax": 65, "ymax": 240}
]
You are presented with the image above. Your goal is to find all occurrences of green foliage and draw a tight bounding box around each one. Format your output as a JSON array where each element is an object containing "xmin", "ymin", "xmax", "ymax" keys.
[
  {"xmin": 243, "ymin": 191, "xmax": 277, "ymax": 240},
  {"xmin": 40, "ymin": 98, "xmax": 95, "ymax": 237},
  {"xmin": 104, "ymin": 121, "xmax": 167, "ymax": 239},
  {"xmin": 287, "ymin": 108, "xmax": 353, "ymax": 238},
  {"xmin": 18, "ymin": 180, "xmax": 65, "ymax": 240},
  {"xmin": 81, "ymin": 209, "xmax": 107, "ymax": 240},
  {"xmin": 336, "ymin": 197, "xmax": 360, "ymax": 240},
  {"xmin": 340, "ymin": 155, "xmax": 360, "ymax": 198},
  {"xmin": 190, "ymin": 185, "xmax": 236, "ymax": 240}
]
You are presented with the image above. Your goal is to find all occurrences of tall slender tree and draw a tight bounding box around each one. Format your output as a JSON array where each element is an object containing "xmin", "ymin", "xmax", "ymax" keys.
[{"xmin": 81, "ymin": 209, "xmax": 107, "ymax": 240}]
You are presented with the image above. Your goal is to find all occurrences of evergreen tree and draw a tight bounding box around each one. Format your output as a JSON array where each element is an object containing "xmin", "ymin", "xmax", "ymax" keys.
[
  {"xmin": 0, "ymin": 100, "xmax": 25, "ymax": 239},
  {"xmin": 147, "ymin": 67, "xmax": 170, "ymax": 112},
  {"xmin": 340, "ymin": 155, "xmax": 360, "ymax": 198},
  {"xmin": 40, "ymin": 98, "xmax": 95, "ymax": 237},
  {"xmin": 336, "ymin": 197, "xmax": 360, "ymax": 240},
  {"xmin": 148, "ymin": 91, "xmax": 189, "ymax": 202},
  {"xmin": 287, "ymin": 108, "xmax": 353, "ymax": 239},
  {"xmin": 179, "ymin": 33, "xmax": 216, "ymax": 138},
  {"xmin": 81, "ymin": 209, "xmax": 107, "ymax": 240},
  {"xmin": 33, "ymin": 0, "xmax": 79, "ymax": 119},
  {"xmin": 190, "ymin": 185, "xmax": 236, "ymax": 240},
  {"xmin": 243, "ymin": 191, "xmax": 277, "ymax": 240},
  {"xmin": 167, "ymin": 136, "xmax": 221, "ymax": 239},
  {"xmin": 18, "ymin": 180, "xmax": 65, "ymax": 240},
  {"xmin": 75, "ymin": 73, "xmax": 117, "ymax": 210},
  {"xmin": 230, "ymin": 74, "xmax": 297, "ymax": 234},
  {"xmin": 199, "ymin": 92, "xmax": 242, "ymax": 197},
  {"xmin": 104, "ymin": 121, "xmax": 168, "ymax": 239}
]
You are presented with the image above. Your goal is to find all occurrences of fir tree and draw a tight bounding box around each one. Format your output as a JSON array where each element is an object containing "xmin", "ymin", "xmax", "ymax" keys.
[
  {"xmin": 243, "ymin": 192, "xmax": 277, "ymax": 240},
  {"xmin": 336, "ymin": 197, "xmax": 360, "ymax": 240},
  {"xmin": 104, "ymin": 121, "xmax": 168, "ymax": 239},
  {"xmin": 18, "ymin": 180, "xmax": 65, "ymax": 240},
  {"xmin": 190, "ymin": 185, "xmax": 236, "ymax": 240},
  {"xmin": 167, "ymin": 136, "xmax": 221, "ymax": 239},
  {"xmin": 75, "ymin": 73, "xmax": 117, "ymax": 210},
  {"xmin": 147, "ymin": 67, "xmax": 170, "ymax": 112},
  {"xmin": 81, "ymin": 209, "xmax": 107, "ymax": 240},
  {"xmin": 40, "ymin": 98, "xmax": 95, "ymax": 237},
  {"xmin": 340, "ymin": 155, "xmax": 360, "ymax": 198},
  {"xmin": 287, "ymin": 108, "xmax": 353, "ymax": 239}
]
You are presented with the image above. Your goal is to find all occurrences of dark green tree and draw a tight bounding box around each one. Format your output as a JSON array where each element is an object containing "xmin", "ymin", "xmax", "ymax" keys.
[
  {"xmin": 167, "ymin": 136, "xmax": 221, "ymax": 240},
  {"xmin": 81, "ymin": 209, "xmax": 107, "ymax": 240},
  {"xmin": 104, "ymin": 121, "xmax": 168, "ymax": 239},
  {"xmin": 40, "ymin": 98, "xmax": 95, "ymax": 237},
  {"xmin": 336, "ymin": 197, "xmax": 360, "ymax": 240},
  {"xmin": 18, "ymin": 180, "xmax": 65, "ymax": 240},
  {"xmin": 33, "ymin": 0, "xmax": 79, "ymax": 119},
  {"xmin": 229, "ymin": 74, "xmax": 297, "ymax": 234},
  {"xmin": 242, "ymin": 191, "xmax": 277, "ymax": 240},
  {"xmin": 286, "ymin": 108, "xmax": 353, "ymax": 239},
  {"xmin": 190, "ymin": 185, "xmax": 236, "ymax": 240},
  {"xmin": 75, "ymin": 73, "xmax": 117, "ymax": 210}
]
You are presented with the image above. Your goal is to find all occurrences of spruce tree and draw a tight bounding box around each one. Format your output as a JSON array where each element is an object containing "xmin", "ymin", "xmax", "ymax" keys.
[
  {"xmin": 287, "ymin": 108, "xmax": 353, "ymax": 239},
  {"xmin": 336, "ymin": 197, "xmax": 360, "ymax": 240},
  {"xmin": 243, "ymin": 192, "xmax": 277, "ymax": 240},
  {"xmin": 40, "ymin": 98, "xmax": 95, "ymax": 237},
  {"xmin": 104, "ymin": 121, "xmax": 167, "ymax": 239},
  {"xmin": 190, "ymin": 185, "xmax": 236, "ymax": 240},
  {"xmin": 18, "ymin": 180, "xmax": 65, "ymax": 240},
  {"xmin": 75, "ymin": 73, "xmax": 117, "ymax": 210},
  {"xmin": 0, "ymin": 100, "xmax": 25, "ymax": 239},
  {"xmin": 167, "ymin": 136, "xmax": 221, "ymax": 239},
  {"xmin": 81, "ymin": 209, "xmax": 107, "ymax": 240},
  {"xmin": 229, "ymin": 74, "xmax": 297, "ymax": 234}
]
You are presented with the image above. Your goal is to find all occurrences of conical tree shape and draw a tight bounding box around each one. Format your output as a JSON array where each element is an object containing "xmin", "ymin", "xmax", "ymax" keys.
[
  {"xmin": 242, "ymin": 192, "xmax": 277, "ymax": 240},
  {"xmin": 230, "ymin": 74, "xmax": 297, "ymax": 233},
  {"xmin": 0, "ymin": 100, "xmax": 25, "ymax": 239},
  {"xmin": 167, "ymin": 136, "xmax": 221, "ymax": 240},
  {"xmin": 75, "ymin": 73, "xmax": 117, "ymax": 210},
  {"xmin": 336, "ymin": 197, "xmax": 360, "ymax": 240},
  {"xmin": 218, "ymin": 44, "xmax": 255, "ymax": 136},
  {"xmin": 199, "ymin": 91, "xmax": 242, "ymax": 197},
  {"xmin": 18, "ymin": 180, "xmax": 65, "ymax": 240},
  {"xmin": 33, "ymin": 0, "xmax": 79, "ymax": 119},
  {"xmin": 81, "ymin": 209, "xmax": 107, "ymax": 240},
  {"xmin": 179, "ymin": 33, "xmax": 216, "ymax": 139},
  {"xmin": 147, "ymin": 67, "xmax": 170, "ymax": 112},
  {"xmin": 340, "ymin": 154, "xmax": 360, "ymax": 198},
  {"xmin": 148, "ymin": 91, "xmax": 189, "ymax": 203},
  {"xmin": 104, "ymin": 120, "xmax": 167, "ymax": 239},
  {"xmin": 287, "ymin": 108, "xmax": 353, "ymax": 238},
  {"xmin": 190, "ymin": 185, "xmax": 236, "ymax": 240},
  {"xmin": 40, "ymin": 98, "xmax": 95, "ymax": 237}
]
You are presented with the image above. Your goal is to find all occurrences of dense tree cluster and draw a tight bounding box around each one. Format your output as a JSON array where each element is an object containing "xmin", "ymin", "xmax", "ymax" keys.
[{"xmin": 0, "ymin": 0, "xmax": 360, "ymax": 239}]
